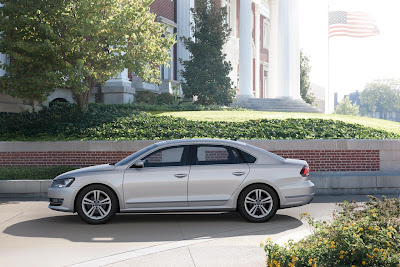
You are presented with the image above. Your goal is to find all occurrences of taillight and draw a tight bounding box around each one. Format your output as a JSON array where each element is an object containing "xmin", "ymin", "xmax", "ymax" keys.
[{"xmin": 300, "ymin": 165, "xmax": 310, "ymax": 177}]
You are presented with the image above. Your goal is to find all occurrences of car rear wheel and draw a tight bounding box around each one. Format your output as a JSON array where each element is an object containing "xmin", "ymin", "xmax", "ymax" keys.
[
  {"xmin": 238, "ymin": 184, "xmax": 279, "ymax": 223},
  {"xmin": 76, "ymin": 185, "xmax": 118, "ymax": 224}
]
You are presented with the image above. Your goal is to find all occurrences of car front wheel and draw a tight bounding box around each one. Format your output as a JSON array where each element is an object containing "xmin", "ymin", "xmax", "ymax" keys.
[
  {"xmin": 76, "ymin": 185, "xmax": 118, "ymax": 224},
  {"xmin": 238, "ymin": 184, "xmax": 279, "ymax": 223}
]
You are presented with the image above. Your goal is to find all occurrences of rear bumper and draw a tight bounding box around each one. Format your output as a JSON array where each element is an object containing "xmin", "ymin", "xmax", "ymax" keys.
[{"xmin": 279, "ymin": 180, "xmax": 315, "ymax": 208}]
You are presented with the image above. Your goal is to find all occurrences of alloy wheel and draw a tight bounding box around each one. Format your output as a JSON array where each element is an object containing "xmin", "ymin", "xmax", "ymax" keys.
[
  {"xmin": 244, "ymin": 189, "xmax": 273, "ymax": 218},
  {"xmin": 81, "ymin": 190, "xmax": 112, "ymax": 220}
]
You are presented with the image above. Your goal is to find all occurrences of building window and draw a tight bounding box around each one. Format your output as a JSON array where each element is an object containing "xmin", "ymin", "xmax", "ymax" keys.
[
  {"xmin": 263, "ymin": 19, "xmax": 269, "ymax": 49},
  {"xmin": 222, "ymin": 0, "xmax": 236, "ymax": 36},
  {"xmin": 222, "ymin": 0, "xmax": 231, "ymax": 27},
  {"xmin": 263, "ymin": 67, "xmax": 268, "ymax": 96},
  {"xmin": 160, "ymin": 65, "xmax": 166, "ymax": 80}
]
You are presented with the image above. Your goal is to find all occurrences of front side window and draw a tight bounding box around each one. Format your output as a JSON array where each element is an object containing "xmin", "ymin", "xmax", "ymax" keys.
[
  {"xmin": 196, "ymin": 145, "xmax": 244, "ymax": 165},
  {"xmin": 141, "ymin": 146, "xmax": 187, "ymax": 168}
]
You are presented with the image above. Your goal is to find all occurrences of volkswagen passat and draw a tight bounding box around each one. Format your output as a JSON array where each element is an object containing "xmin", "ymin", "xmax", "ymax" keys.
[{"xmin": 48, "ymin": 139, "xmax": 314, "ymax": 224}]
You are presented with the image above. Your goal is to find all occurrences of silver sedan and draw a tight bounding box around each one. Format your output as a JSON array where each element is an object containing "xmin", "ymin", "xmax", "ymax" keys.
[{"xmin": 48, "ymin": 139, "xmax": 314, "ymax": 224}]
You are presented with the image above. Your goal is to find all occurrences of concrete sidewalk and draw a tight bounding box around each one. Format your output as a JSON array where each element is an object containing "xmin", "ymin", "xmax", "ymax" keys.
[{"xmin": 1, "ymin": 195, "xmax": 398, "ymax": 267}]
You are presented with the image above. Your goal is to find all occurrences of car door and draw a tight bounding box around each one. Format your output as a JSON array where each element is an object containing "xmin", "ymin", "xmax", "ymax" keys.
[
  {"xmin": 123, "ymin": 145, "xmax": 190, "ymax": 209},
  {"xmin": 188, "ymin": 145, "xmax": 250, "ymax": 206}
]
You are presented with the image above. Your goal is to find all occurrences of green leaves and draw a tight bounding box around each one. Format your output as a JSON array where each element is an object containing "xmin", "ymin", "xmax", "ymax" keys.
[
  {"xmin": 262, "ymin": 197, "xmax": 400, "ymax": 266},
  {"xmin": 334, "ymin": 96, "xmax": 360, "ymax": 116},
  {"xmin": 300, "ymin": 50, "xmax": 316, "ymax": 105},
  {"xmin": 0, "ymin": 0, "xmax": 175, "ymax": 110},
  {"xmin": 360, "ymin": 80, "xmax": 400, "ymax": 114},
  {"xmin": 0, "ymin": 103, "xmax": 398, "ymax": 141},
  {"xmin": 180, "ymin": 0, "xmax": 234, "ymax": 106}
]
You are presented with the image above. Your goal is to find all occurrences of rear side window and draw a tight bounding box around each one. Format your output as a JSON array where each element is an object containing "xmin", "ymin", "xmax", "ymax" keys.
[
  {"xmin": 239, "ymin": 150, "xmax": 257, "ymax": 163},
  {"xmin": 196, "ymin": 145, "xmax": 243, "ymax": 165}
]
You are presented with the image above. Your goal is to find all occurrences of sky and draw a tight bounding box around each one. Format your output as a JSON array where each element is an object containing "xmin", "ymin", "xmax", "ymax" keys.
[{"xmin": 298, "ymin": 0, "xmax": 400, "ymax": 111}]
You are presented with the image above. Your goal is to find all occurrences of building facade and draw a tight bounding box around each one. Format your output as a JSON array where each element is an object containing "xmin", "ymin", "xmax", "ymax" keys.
[{"xmin": 0, "ymin": 0, "xmax": 302, "ymax": 112}]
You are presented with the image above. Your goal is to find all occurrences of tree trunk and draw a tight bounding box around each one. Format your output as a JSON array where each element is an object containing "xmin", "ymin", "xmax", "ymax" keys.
[{"xmin": 73, "ymin": 89, "xmax": 92, "ymax": 111}]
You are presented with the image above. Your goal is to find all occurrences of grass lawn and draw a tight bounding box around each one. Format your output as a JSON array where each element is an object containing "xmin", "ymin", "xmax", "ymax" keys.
[{"xmin": 152, "ymin": 111, "xmax": 400, "ymax": 135}]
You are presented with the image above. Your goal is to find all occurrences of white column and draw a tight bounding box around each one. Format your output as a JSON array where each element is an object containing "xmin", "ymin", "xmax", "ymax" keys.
[
  {"xmin": 254, "ymin": 4, "xmax": 260, "ymax": 98},
  {"xmin": 267, "ymin": 0, "xmax": 279, "ymax": 98},
  {"xmin": 289, "ymin": 0, "xmax": 301, "ymax": 99},
  {"xmin": 177, "ymin": 0, "xmax": 195, "ymax": 82},
  {"xmin": 104, "ymin": 68, "xmax": 132, "ymax": 88},
  {"xmin": 279, "ymin": 0, "xmax": 290, "ymax": 98},
  {"xmin": 0, "ymin": 53, "xmax": 7, "ymax": 77},
  {"xmin": 103, "ymin": 50, "xmax": 134, "ymax": 104},
  {"xmin": 238, "ymin": 0, "xmax": 253, "ymax": 100}
]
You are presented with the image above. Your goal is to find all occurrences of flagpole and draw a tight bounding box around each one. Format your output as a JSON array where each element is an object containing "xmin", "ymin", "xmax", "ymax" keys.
[{"xmin": 327, "ymin": 1, "xmax": 330, "ymax": 113}]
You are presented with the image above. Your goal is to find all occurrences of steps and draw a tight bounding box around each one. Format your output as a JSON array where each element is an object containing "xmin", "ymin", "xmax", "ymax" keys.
[{"xmin": 233, "ymin": 98, "xmax": 323, "ymax": 113}]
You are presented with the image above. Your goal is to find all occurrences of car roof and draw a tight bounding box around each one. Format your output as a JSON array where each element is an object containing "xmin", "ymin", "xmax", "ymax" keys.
[{"xmin": 153, "ymin": 138, "xmax": 248, "ymax": 147}]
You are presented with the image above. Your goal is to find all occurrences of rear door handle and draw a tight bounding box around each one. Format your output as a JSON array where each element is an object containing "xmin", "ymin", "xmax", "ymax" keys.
[
  {"xmin": 232, "ymin": 172, "xmax": 246, "ymax": 176},
  {"xmin": 174, "ymin": 174, "xmax": 187, "ymax": 178}
]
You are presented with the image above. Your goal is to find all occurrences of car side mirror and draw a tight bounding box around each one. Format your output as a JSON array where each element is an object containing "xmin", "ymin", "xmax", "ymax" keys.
[{"xmin": 133, "ymin": 160, "xmax": 144, "ymax": 168}]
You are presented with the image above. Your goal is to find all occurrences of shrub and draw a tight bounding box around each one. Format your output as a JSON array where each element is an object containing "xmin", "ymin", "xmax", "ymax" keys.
[
  {"xmin": 262, "ymin": 196, "xmax": 400, "ymax": 267},
  {"xmin": 0, "ymin": 166, "xmax": 79, "ymax": 180},
  {"xmin": 0, "ymin": 103, "xmax": 399, "ymax": 141},
  {"xmin": 135, "ymin": 91, "xmax": 158, "ymax": 104}
]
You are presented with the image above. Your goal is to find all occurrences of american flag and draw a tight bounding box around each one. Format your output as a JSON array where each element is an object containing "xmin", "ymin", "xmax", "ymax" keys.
[{"xmin": 329, "ymin": 11, "xmax": 380, "ymax": 38}]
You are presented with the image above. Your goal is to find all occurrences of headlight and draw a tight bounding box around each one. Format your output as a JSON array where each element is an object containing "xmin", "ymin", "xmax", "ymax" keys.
[{"xmin": 51, "ymin": 178, "xmax": 75, "ymax": 188}]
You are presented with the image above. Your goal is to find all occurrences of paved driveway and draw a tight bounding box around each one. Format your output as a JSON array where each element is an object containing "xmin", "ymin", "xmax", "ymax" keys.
[{"xmin": 0, "ymin": 195, "xmax": 394, "ymax": 267}]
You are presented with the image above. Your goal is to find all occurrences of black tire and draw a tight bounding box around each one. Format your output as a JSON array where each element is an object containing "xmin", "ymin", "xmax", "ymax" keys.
[
  {"xmin": 75, "ymin": 184, "xmax": 118, "ymax": 224},
  {"xmin": 237, "ymin": 184, "xmax": 279, "ymax": 223}
]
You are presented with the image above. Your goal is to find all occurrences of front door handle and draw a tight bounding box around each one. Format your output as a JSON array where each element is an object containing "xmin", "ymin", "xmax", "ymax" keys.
[
  {"xmin": 174, "ymin": 174, "xmax": 187, "ymax": 178},
  {"xmin": 232, "ymin": 172, "xmax": 246, "ymax": 176}
]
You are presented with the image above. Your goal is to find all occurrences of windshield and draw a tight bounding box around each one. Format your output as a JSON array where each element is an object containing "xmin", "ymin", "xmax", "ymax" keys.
[{"xmin": 115, "ymin": 144, "xmax": 158, "ymax": 166}]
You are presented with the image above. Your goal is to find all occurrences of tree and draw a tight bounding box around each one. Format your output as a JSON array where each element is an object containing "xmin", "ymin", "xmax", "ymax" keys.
[
  {"xmin": 360, "ymin": 80, "xmax": 400, "ymax": 118},
  {"xmin": 300, "ymin": 50, "xmax": 316, "ymax": 105},
  {"xmin": 0, "ymin": 0, "xmax": 66, "ymax": 101},
  {"xmin": 334, "ymin": 96, "xmax": 360, "ymax": 116},
  {"xmin": 180, "ymin": 0, "xmax": 234, "ymax": 105},
  {"xmin": 0, "ymin": 0, "xmax": 175, "ymax": 110}
]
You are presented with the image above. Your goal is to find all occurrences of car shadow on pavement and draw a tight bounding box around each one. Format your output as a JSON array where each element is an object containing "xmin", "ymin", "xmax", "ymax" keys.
[{"xmin": 3, "ymin": 212, "xmax": 303, "ymax": 243}]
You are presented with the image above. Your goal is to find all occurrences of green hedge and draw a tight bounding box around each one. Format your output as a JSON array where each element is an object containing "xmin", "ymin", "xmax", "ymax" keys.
[
  {"xmin": 0, "ymin": 166, "xmax": 78, "ymax": 180},
  {"xmin": 1, "ymin": 103, "xmax": 399, "ymax": 141},
  {"xmin": 262, "ymin": 196, "xmax": 400, "ymax": 266}
]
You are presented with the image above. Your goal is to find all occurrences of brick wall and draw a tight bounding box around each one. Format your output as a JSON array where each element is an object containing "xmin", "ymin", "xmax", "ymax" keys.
[
  {"xmin": 150, "ymin": 0, "xmax": 174, "ymax": 22},
  {"xmin": 273, "ymin": 150, "xmax": 380, "ymax": 172},
  {"xmin": 0, "ymin": 140, "xmax": 398, "ymax": 172},
  {"xmin": 0, "ymin": 147, "xmax": 381, "ymax": 172}
]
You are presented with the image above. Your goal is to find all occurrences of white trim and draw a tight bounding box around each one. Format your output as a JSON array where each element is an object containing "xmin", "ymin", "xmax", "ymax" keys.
[
  {"xmin": 263, "ymin": 63, "xmax": 269, "ymax": 98},
  {"xmin": 221, "ymin": 0, "xmax": 236, "ymax": 37},
  {"xmin": 260, "ymin": 2, "xmax": 270, "ymax": 18},
  {"xmin": 156, "ymin": 16, "xmax": 177, "ymax": 28},
  {"xmin": 263, "ymin": 18, "xmax": 270, "ymax": 49}
]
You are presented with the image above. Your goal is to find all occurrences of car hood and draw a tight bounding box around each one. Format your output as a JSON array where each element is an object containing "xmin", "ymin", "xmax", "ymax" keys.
[{"xmin": 55, "ymin": 164, "xmax": 116, "ymax": 179}]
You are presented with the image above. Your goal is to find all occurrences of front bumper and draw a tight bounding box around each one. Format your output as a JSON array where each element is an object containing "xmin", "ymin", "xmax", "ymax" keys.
[{"xmin": 48, "ymin": 187, "xmax": 77, "ymax": 212}]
